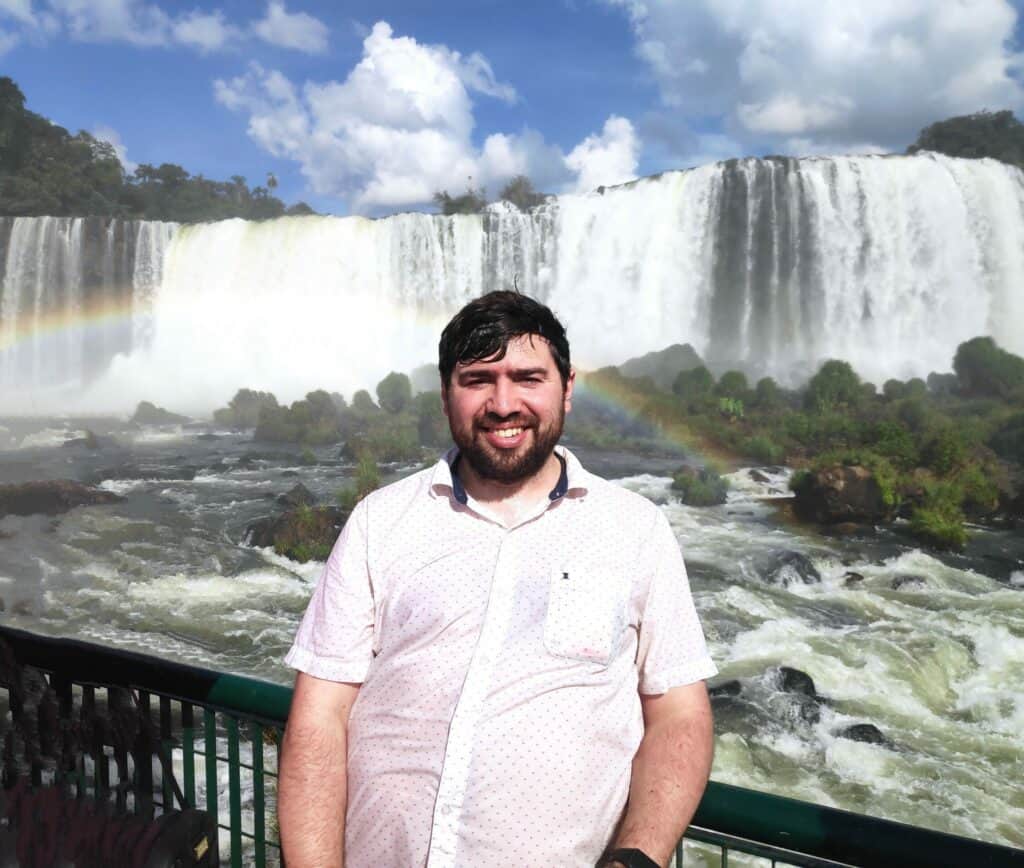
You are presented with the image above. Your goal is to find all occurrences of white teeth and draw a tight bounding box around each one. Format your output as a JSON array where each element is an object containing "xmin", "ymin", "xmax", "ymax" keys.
[{"xmin": 494, "ymin": 427, "xmax": 523, "ymax": 439}]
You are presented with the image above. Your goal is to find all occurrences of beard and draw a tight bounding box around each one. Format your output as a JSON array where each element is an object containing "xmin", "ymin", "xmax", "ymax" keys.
[{"xmin": 450, "ymin": 406, "xmax": 564, "ymax": 485}]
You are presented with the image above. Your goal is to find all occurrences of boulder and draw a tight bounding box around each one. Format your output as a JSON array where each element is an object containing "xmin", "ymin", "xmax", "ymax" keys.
[
  {"xmin": 892, "ymin": 574, "xmax": 927, "ymax": 590},
  {"xmin": 61, "ymin": 430, "xmax": 101, "ymax": 450},
  {"xmin": 277, "ymin": 483, "xmax": 316, "ymax": 509},
  {"xmin": 131, "ymin": 401, "xmax": 189, "ymax": 426},
  {"xmin": 0, "ymin": 481, "xmax": 122, "ymax": 518},
  {"xmin": 792, "ymin": 464, "xmax": 896, "ymax": 524},
  {"xmin": 836, "ymin": 723, "xmax": 891, "ymax": 747},
  {"xmin": 762, "ymin": 551, "xmax": 821, "ymax": 586},
  {"xmin": 843, "ymin": 571, "xmax": 866, "ymax": 587},
  {"xmin": 708, "ymin": 680, "xmax": 742, "ymax": 698},
  {"xmin": 777, "ymin": 666, "xmax": 817, "ymax": 698},
  {"xmin": 245, "ymin": 505, "xmax": 349, "ymax": 563}
]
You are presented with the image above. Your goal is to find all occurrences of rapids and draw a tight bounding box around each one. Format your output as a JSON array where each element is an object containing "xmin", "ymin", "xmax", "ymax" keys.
[{"xmin": 0, "ymin": 422, "xmax": 1021, "ymax": 851}]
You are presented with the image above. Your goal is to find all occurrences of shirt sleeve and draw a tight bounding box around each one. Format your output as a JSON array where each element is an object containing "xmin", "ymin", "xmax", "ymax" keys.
[
  {"xmin": 635, "ymin": 509, "xmax": 717, "ymax": 694},
  {"xmin": 284, "ymin": 499, "xmax": 375, "ymax": 682}
]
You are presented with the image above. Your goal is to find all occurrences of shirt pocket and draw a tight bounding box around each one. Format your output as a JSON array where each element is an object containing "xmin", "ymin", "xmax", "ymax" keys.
[{"xmin": 543, "ymin": 566, "xmax": 627, "ymax": 665}]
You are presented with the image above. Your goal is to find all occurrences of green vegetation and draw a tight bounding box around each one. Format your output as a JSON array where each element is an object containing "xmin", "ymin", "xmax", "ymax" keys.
[
  {"xmin": 907, "ymin": 109, "xmax": 1024, "ymax": 170},
  {"xmin": 213, "ymin": 389, "xmax": 280, "ymax": 428},
  {"xmin": 433, "ymin": 174, "xmax": 549, "ymax": 215},
  {"xmin": 671, "ymin": 466, "xmax": 729, "ymax": 507},
  {"xmin": 337, "ymin": 454, "xmax": 382, "ymax": 512},
  {"xmin": 573, "ymin": 336, "xmax": 1024, "ymax": 551},
  {"xmin": 0, "ymin": 77, "xmax": 311, "ymax": 221}
]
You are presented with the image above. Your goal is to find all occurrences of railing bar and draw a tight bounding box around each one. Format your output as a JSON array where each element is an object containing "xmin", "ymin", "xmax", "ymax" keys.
[
  {"xmin": 159, "ymin": 694, "xmax": 174, "ymax": 810},
  {"xmin": 182, "ymin": 702, "xmax": 196, "ymax": 806},
  {"xmin": 204, "ymin": 707, "xmax": 219, "ymax": 849},
  {"xmin": 251, "ymin": 720, "xmax": 267, "ymax": 866},
  {"xmin": 137, "ymin": 690, "xmax": 154, "ymax": 819},
  {"xmin": 722, "ymin": 844, "xmax": 728, "ymax": 868},
  {"xmin": 227, "ymin": 715, "xmax": 243, "ymax": 868}
]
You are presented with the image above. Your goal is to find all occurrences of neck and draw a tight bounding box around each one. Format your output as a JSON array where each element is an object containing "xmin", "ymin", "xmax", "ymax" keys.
[{"xmin": 458, "ymin": 449, "xmax": 563, "ymax": 506}]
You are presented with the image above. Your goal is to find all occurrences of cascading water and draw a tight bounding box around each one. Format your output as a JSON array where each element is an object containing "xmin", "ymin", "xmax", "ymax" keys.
[
  {"xmin": 2, "ymin": 152, "xmax": 1023, "ymax": 414},
  {"xmin": 0, "ymin": 216, "xmax": 175, "ymax": 409}
]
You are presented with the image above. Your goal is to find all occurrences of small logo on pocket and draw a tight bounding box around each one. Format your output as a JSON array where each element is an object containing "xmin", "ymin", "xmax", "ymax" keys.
[{"xmin": 562, "ymin": 571, "xmax": 569, "ymax": 580}]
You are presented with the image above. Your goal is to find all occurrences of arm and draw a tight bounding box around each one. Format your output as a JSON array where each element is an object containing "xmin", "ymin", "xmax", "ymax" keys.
[
  {"xmin": 278, "ymin": 672, "xmax": 361, "ymax": 868},
  {"xmin": 607, "ymin": 680, "xmax": 714, "ymax": 867}
]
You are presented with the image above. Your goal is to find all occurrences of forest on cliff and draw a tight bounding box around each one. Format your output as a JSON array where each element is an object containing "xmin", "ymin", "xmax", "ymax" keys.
[{"xmin": 0, "ymin": 77, "xmax": 313, "ymax": 222}]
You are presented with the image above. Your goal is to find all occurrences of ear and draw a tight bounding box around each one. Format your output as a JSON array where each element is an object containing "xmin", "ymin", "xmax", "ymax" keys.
[
  {"xmin": 441, "ymin": 382, "xmax": 450, "ymax": 417},
  {"xmin": 563, "ymin": 368, "xmax": 576, "ymax": 414}
]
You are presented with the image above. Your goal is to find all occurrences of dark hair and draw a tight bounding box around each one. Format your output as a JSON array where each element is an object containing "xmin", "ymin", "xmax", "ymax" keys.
[{"xmin": 438, "ymin": 290, "xmax": 571, "ymax": 386}]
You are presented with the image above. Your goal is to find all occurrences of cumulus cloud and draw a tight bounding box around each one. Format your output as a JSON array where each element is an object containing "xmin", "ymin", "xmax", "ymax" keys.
[
  {"xmin": 214, "ymin": 21, "xmax": 617, "ymax": 213},
  {"xmin": 172, "ymin": 9, "xmax": 238, "ymax": 53},
  {"xmin": 252, "ymin": 0, "xmax": 327, "ymax": 54},
  {"xmin": 1, "ymin": 0, "xmax": 328, "ymax": 54},
  {"xmin": 608, "ymin": 0, "xmax": 1024, "ymax": 156},
  {"xmin": 92, "ymin": 124, "xmax": 137, "ymax": 173},
  {"xmin": 564, "ymin": 115, "xmax": 639, "ymax": 192}
]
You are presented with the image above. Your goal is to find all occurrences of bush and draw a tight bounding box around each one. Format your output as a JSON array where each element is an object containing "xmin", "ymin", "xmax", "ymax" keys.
[
  {"xmin": 804, "ymin": 360, "xmax": 862, "ymax": 413},
  {"xmin": 376, "ymin": 371, "xmax": 413, "ymax": 414},
  {"xmin": 672, "ymin": 366, "xmax": 714, "ymax": 404},
  {"xmin": 909, "ymin": 483, "xmax": 968, "ymax": 550},
  {"xmin": 922, "ymin": 426, "xmax": 968, "ymax": 475},
  {"xmin": 213, "ymin": 388, "xmax": 279, "ymax": 428},
  {"xmin": 866, "ymin": 421, "xmax": 919, "ymax": 469},
  {"xmin": 953, "ymin": 336, "xmax": 1024, "ymax": 398},
  {"xmin": 990, "ymin": 411, "xmax": 1024, "ymax": 464},
  {"xmin": 671, "ymin": 466, "xmax": 729, "ymax": 506},
  {"xmin": 716, "ymin": 370, "xmax": 749, "ymax": 399},
  {"xmin": 337, "ymin": 454, "xmax": 381, "ymax": 511},
  {"xmin": 753, "ymin": 376, "xmax": 785, "ymax": 410},
  {"xmin": 743, "ymin": 434, "xmax": 784, "ymax": 465}
]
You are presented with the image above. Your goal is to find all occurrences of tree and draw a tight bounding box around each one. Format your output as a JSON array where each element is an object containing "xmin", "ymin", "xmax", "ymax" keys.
[
  {"xmin": 753, "ymin": 376, "xmax": 784, "ymax": 410},
  {"xmin": 433, "ymin": 184, "xmax": 487, "ymax": 215},
  {"xmin": 376, "ymin": 371, "xmax": 412, "ymax": 414},
  {"xmin": 804, "ymin": 360, "xmax": 862, "ymax": 413},
  {"xmin": 672, "ymin": 366, "xmax": 714, "ymax": 404},
  {"xmin": 953, "ymin": 336, "xmax": 1024, "ymax": 398},
  {"xmin": 498, "ymin": 175, "xmax": 545, "ymax": 211},
  {"xmin": 715, "ymin": 370, "xmax": 749, "ymax": 400},
  {"xmin": 907, "ymin": 110, "xmax": 1024, "ymax": 169}
]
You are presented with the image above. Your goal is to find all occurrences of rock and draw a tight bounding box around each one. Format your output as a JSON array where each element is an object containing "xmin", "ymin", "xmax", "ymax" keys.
[
  {"xmin": 836, "ymin": 723, "xmax": 890, "ymax": 747},
  {"xmin": 277, "ymin": 483, "xmax": 316, "ymax": 509},
  {"xmin": 827, "ymin": 522, "xmax": 876, "ymax": 538},
  {"xmin": 792, "ymin": 464, "xmax": 896, "ymax": 524},
  {"xmin": 843, "ymin": 571, "xmax": 866, "ymax": 587},
  {"xmin": 280, "ymin": 470, "xmax": 300, "ymax": 478},
  {"xmin": 195, "ymin": 433, "xmax": 220, "ymax": 441},
  {"xmin": 0, "ymin": 481, "xmax": 123, "ymax": 518},
  {"xmin": 61, "ymin": 429, "xmax": 101, "ymax": 450},
  {"xmin": 762, "ymin": 551, "xmax": 821, "ymax": 586},
  {"xmin": 708, "ymin": 680, "xmax": 742, "ymax": 698},
  {"xmin": 777, "ymin": 666, "xmax": 817, "ymax": 698},
  {"xmin": 749, "ymin": 470, "xmax": 772, "ymax": 484},
  {"xmin": 90, "ymin": 465, "xmax": 198, "ymax": 483},
  {"xmin": 131, "ymin": 401, "xmax": 189, "ymax": 426},
  {"xmin": 244, "ymin": 505, "xmax": 349, "ymax": 563},
  {"xmin": 892, "ymin": 574, "xmax": 926, "ymax": 590}
]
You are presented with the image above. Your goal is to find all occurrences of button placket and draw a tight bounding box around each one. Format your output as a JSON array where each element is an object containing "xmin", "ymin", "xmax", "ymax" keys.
[{"xmin": 426, "ymin": 528, "xmax": 520, "ymax": 867}]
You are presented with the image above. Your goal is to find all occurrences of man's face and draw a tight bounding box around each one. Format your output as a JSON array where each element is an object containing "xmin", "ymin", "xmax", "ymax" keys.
[{"xmin": 442, "ymin": 334, "xmax": 574, "ymax": 485}]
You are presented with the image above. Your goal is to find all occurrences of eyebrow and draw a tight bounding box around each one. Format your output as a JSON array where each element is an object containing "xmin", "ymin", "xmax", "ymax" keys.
[{"xmin": 456, "ymin": 366, "xmax": 550, "ymax": 380}]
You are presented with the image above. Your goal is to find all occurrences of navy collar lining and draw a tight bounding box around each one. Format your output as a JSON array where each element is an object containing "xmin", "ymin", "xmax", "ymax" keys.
[{"xmin": 450, "ymin": 452, "xmax": 569, "ymax": 505}]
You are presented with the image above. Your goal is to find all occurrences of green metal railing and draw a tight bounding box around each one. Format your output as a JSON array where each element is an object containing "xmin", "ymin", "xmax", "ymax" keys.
[{"xmin": 1, "ymin": 625, "xmax": 1022, "ymax": 868}]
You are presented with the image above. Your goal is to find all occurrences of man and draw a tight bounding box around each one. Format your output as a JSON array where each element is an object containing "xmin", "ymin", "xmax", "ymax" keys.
[{"xmin": 279, "ymin": 291, "xmax": 716, "ymax": 868}]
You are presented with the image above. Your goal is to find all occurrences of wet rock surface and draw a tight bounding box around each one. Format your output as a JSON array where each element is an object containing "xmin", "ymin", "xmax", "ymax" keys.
[{"xmin": 0, "ymin": 481, "xmax": 123, "ymax": 518}]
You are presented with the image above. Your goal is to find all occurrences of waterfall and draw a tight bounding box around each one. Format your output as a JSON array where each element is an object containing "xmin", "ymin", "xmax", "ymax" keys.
[{"xmin": 2, "ymin": 152, "xmax": 1023, "ymax": 415}]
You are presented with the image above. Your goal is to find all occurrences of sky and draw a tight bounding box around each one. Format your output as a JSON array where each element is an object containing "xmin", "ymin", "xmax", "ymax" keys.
[{"xmin": 3, "ymin": 0, "xmax": 1024, "ymax": 216}]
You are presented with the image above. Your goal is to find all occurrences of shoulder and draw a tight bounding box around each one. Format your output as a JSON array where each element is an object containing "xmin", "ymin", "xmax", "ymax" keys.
[
  {"xmin": 572, "ymin": 462, "xmax": 666, "ymax": 531},
  {"xmin": 360, "ymin": 462, "xmax": 437, "ymax": 516}
]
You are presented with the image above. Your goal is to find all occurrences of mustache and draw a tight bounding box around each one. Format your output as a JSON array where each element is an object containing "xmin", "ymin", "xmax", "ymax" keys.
[{"xmin": 475, "ymin": 412, "xmax": 536, "ymax": 427}]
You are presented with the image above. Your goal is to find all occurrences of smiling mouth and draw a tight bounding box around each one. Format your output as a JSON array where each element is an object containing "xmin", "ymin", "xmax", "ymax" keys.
[{"xmin": 492, "ymin": 426, "xmax": 524, "ymax": 439}]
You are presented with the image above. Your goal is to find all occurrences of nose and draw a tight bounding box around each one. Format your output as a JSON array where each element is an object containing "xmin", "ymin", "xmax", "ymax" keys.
[{"xmin": 486, "ymin": 377, "xmax": 518, "ymax": 417}]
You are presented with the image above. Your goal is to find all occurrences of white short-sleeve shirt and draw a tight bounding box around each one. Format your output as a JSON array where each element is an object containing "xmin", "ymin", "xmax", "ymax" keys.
[{"xmin": 285, "ymin": 446, "xmax": 716, "ymax": 868}]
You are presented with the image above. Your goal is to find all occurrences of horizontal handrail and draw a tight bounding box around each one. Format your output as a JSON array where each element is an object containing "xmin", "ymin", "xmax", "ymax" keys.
[{"xmin": 2, "ymin": 625, "xmax": 1023, "ymax": 868}]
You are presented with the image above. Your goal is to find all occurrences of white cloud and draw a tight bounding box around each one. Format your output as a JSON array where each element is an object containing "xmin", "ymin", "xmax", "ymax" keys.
[
  {"xmin": 0, "ymin": 28, "xmax": 18, "ymax": 53},
  {"xmin": 215, "ymin": 21, "xmax": 556, "ymax": 213},
  {"xmin": 172, "ymin": 9, "xmax": 238, "ymax": 53},
  {"xmin": 608, "ymin": 0, "xmax": 1024, "ymax": 156},
  {"xmin": 252, "ymin": 0, "xmax": 327, "ymax": 54},
  {"xmin": 92, "ymin": 123, "xmax": 137, "ymax": 173},
  {"xmin": 0, "ymin": 0, "xmax": 35, "ymax": 25},
  {"xmin": 564, "ymin": 115, "xmax": 639, "ymax": 192},
  {"xmin": 49, "ymin": 0, "xmax": 169, "ymax": 46}
]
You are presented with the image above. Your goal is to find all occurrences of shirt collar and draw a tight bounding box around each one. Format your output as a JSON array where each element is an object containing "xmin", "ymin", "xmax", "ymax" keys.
[{"xmin": 430, "ymin": 445, "xmax": 586, "ymax": 505}]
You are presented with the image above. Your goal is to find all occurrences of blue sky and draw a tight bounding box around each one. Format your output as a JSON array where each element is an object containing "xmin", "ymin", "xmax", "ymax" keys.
[{"xmin": 3, "ymin": 0, "xmax": 1024, "ymax": 215}]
